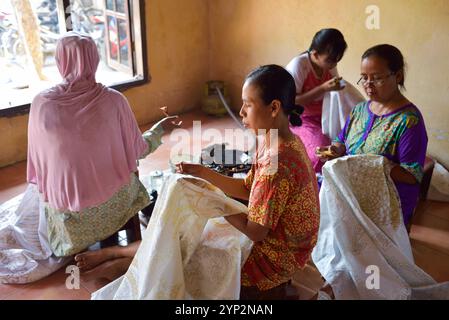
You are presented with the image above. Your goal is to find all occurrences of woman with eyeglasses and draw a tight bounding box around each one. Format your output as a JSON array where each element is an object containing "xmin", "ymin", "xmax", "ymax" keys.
[
  {"xmin": 286, "ymin": 28, "xmax": 348, "ymax": 173},
  {"xmin": 317, "ymin": 44, "xmax": 428, "ymax": 227}
]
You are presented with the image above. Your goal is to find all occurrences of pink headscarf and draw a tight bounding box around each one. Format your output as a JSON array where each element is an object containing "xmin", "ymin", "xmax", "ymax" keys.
[{"xmin": 27, "ymin": 32, "xmax": 147, "ymax": 211}]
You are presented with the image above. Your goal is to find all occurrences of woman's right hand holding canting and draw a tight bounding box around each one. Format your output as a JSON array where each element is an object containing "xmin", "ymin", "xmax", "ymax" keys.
[
  {"xmin": 315, "ymin": 144, "xmax": 345, "ymax": 162},
  {"xmin": 176, "ymin": 161, "xmax": 250, "ymax": 200},
  {"xmin": 155, "ymin": 116, "xmax": 181, "ymax": 132},
  {"xmin": 321, "ymin": 77, "xmax": 345, "ymax": 92},
  {"xmin": 175, "ymin": 162, "xmax": 210, "ymax": 179},
  {"xmin": 148, "ymin": 106, "xmax": 182, "ymax": 133}
]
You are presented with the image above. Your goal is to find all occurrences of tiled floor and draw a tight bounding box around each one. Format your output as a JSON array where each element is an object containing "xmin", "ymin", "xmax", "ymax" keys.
[{"xmin": 1, "ymin": 109, "xmax": 448, "ymax": 299}]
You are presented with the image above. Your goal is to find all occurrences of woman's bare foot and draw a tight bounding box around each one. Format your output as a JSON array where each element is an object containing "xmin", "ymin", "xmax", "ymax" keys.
[
  {"xmin": 74, "ymin": 247, "xmax": 117, "ymax": 271},
  {"xmin": 81, "ymin": 257, "xmax": 133, "ymax": 282}
]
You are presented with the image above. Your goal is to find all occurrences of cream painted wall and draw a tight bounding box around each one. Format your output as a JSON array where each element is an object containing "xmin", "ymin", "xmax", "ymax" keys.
[
  {"xmin": 126, "ymin": 0, "xmax": 209, "ymax": 123},
  {"xmin": 0, "ymin": 0, "xmax": 210, "ymax": 168},
  {"xmin": 0, "ymin": 115, "xmax": 28, "ymax": 168},
  {"xmin": 208, "ymin": 0, "xmax": 449, "ymax": 167}
]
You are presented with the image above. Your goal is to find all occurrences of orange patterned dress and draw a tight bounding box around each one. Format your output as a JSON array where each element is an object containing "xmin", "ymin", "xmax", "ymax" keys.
[{"xmin": 241, "ymin": 137, "xmax": 320, "ymax": 290}]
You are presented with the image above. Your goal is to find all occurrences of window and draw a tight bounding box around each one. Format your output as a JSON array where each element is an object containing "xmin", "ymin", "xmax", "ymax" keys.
[
  {"xmin": 104, "ymin": 0, "xmax": 132, "ymax": 73},
  {"xmin": 0, "ymin": 0, "xmax": 147, "ymax": 116}
]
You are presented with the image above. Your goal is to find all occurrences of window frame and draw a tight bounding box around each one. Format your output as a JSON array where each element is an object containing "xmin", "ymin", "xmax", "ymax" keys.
[
  {"xmin": 104, "ymin": 1, "xmax": 133, "ymax": 73},
  {"xmin": 0, "ymin": 0, "xmax": 149, "ymax": 118}
]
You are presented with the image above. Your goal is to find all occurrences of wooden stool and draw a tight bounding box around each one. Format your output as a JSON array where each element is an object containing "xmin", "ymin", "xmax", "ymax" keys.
[
  {"xmin": 406, "ymin": 155, "xmax": 436, "ymax": 233},
  {"xmin": 420, "ymin": 156, "xmax": 436, "ymax": 200},
  {"xmin": 100, "ymin": 214, "xmax": 142, "ymax": 248},
  {"xmin": 121, "ymin": 213, "xmax": 142, "ymax": 243}
]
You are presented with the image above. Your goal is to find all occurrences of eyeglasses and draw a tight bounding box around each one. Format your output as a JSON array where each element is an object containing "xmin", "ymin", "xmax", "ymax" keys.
[{"xmin": 357, "ymin": 72, "xmax": 396, "ymax": 87}]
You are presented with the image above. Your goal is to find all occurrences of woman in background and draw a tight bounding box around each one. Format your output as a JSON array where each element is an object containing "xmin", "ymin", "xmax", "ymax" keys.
[{"xmin": 286, "ymin": 28, "xmax": 347, "ymax": 172}]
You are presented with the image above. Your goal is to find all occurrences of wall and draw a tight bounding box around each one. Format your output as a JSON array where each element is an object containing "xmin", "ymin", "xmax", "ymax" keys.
[
  {"xmin": 0, "ymin": 0, "xmax": 210, "ymax": 167},
  {"xmin": 2, "ymin": 0, "xmax": 449, "ymax": 168},
  {"xmin": 208, "ymin": 0, "xmax": 449, "ymax": 167},
  {"xmin": 0, "ymin": 115, "xmax": 28, "ymax": 168},
  {"xmin": 125, "ymin": 0, "xmax": 209, "ymax": 123}
]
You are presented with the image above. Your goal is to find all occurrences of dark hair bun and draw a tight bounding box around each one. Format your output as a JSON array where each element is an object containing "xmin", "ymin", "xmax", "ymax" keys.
[{"xmin": 289, "ymin": 105, "xmax": 304, "ymax": 127}]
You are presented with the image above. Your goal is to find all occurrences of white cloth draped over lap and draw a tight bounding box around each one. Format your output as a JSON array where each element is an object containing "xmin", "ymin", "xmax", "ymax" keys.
[
  {"xmin": 92, "ymin": 174, "xmax": 253, "ymax": 300},
  {"xmin": 322, "ymin": 82, "xmax": 365, "ymax": 141},
  {"xmin": 312, "ymin": 155, "xmax": 449, "ymax": 299},
  {"xmin": 0, "ymin": 184, "xmax": 69, "ymax": 284}
]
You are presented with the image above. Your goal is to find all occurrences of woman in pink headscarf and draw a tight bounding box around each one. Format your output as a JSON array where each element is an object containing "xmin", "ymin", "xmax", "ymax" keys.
[{"xmin": 27, "ymin": 32, "xmax": 177, "ymax": 257}]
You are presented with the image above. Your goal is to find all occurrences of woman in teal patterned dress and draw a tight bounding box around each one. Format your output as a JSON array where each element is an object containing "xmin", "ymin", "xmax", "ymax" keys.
[{"xmin": 317, "ymin": 44, "xmax": 428, "ymax": 227}]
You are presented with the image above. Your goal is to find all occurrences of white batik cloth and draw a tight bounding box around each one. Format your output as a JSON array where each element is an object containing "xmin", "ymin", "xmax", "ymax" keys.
[
  {"xmin": 0, "ymin": 184, "xmax": 69, "ymax": 284},
  {"xmin": 312, "ymin": 155, "xmax": 449, "ymax": 299},
  {"xmin": 92, "ymin": 174, "xmax": 253, "ymax": 300},
  {"xmin": 322, "ymin": 82, "xmax": 365, "ymax": 141}
]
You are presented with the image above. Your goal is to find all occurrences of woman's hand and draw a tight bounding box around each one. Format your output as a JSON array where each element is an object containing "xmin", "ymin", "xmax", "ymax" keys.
[
  {"xmin": 389, "ymin": 164, "xmax": 418, "ymax": 185},
  {"xmin": 155, "ymin": 115, "xmax": 181, "ymax": 132},
  {"xmin": 158, "ymin": 106, "xmax": 182, "ymax": 131},
  {"xmin": 177, "ymin": 161, "xmax": 250, "ymax": 200},
  {"xmin": 316, "ymin": 144, "xmax": 345, "ymax": 162},
  {"xmin": 175, "ymin": 162, "xmax": 207, "ymax": 178},
  {"xmin": 321, "ymin": 77, "xmax": 345, "ymax": 92}
]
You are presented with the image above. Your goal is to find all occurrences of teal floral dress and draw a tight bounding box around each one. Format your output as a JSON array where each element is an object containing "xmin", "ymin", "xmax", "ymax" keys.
[{"xmin": 335, "ymin": 101, "xmax": 428, "ymax": 225}]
